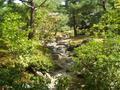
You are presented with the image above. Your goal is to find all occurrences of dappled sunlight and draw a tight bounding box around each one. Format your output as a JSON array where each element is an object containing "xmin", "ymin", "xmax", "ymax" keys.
[{"xmin": 0, "ymin": 0, "xmax": 120, "ymax": 89}]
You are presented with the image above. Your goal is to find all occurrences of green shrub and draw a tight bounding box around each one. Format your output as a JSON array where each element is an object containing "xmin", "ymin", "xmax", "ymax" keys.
[
  {"xmin": 0, "ymin": 12, "xmax": 31, "ymax": 54},
  {"xmin": 0, "ymin": 11, "xmax": 54, "ymax": 89},
  {"xmin": 89, "ymin": 9, "xmax": 120, "ymax": 37},
  {"xmin": 0, "ymin": 67, "xmax": 50, "ymax": 89},
  {"xmin": 56, "ymin": 75, "xmax": 71, "ymax": 90},
  {"xmin": 73, "ymin": 36, "xmax": 120, "ymax": 90}
]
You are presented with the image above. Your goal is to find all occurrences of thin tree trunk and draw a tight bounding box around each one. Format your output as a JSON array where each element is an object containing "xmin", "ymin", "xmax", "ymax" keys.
[
  {"xmin": 65, "ymin": 0, "xmax": 68, "ymax": 8},
  {"xmin": 28, "ymin": 0, "xmax": 48, "ymax": 40},
  {"xmin": 72, "ymin": 11, "xmax": 77, "ymax": 36},
  {"xmin": 28, "ymin": 0, "xmax": 35, "ymax": 40},
  {"xmin": 101, "ymin": 0, "xmax": 107, "ymax": 11}
]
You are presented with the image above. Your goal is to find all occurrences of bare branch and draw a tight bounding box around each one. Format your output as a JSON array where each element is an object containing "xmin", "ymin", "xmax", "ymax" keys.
[
  {"xmin": 37, "ymin": 0, "xmax": 48, "ymax": 8},
  {"xmin": 19, "ymin": 0, "xmax": 29, "ymax": 3},
  {"xmin": 22, "ymin": 2, "xmax": 34, "ymax": 8},
  {"xmin": 19, "ymin": 0, "xmax": 48, "ymax": 9},
  {"xmin": 19, "ymin": 0, "xmax": 34, "ymax": 8}
]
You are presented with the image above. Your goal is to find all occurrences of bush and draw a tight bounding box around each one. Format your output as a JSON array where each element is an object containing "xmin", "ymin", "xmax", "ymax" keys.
[
  {"xmin": 89, "ymin": 9, "xmax": 120, "ymax": 37},
  {"xmin": 73, "ymin": 36, "xmax": 120, "ymax": 90},
  {"xmin": 56, "ymin": 75, "xmax": 71, "ymax": 90},
  {"xmin": 0, "ymin": 12, "xmax": 30, "ymax": 54},
  {"xmin": 0, "ymin": 67, "xmax": 50, "ymax": 89},
  {"xmin": 0, "ymin": 11, "xmax": 54, "ymax": 89}
]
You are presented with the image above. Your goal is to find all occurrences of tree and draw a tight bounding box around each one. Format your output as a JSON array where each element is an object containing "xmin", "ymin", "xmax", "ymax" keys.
[
  {"xmin": 66, "ymin": 0, "xmax": 80, "ymax": 36},
  {"xmin": 65, "ymin": 0, "xmax": 117, "ymax": 36},
  {"xmin": 66, "ymin": 0, "xmax": 99, "ymax": 36},
  {"xmin": 16, "ymin": 0, "xmax": 49, "ymax": 39},
  {"xmin": 100, "ymin": 0, "xmax": 107, "ymax": 11},
  {"xmin": 0, "ymin": 0, "xmax": 55, "ymax": 89}
]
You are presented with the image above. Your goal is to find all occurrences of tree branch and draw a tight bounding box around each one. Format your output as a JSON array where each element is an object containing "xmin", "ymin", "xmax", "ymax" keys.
[
  {"xmin": 19, "ymin": 0, "xmax": 48, "ymax": 9},
  {"xmin": 22, "ymin": 2, "xmax": 34, "ymax": 8},
  {"xmin": 19, "ymin": 0, "xmax": 30, "ymax": 3},
  {"xmin": 37, "ymin": 0, "xmax": 48, "ymax": 8},
  {"xmin": 19, "ymin": 0, "xmax": 33, "ymax": 8}
]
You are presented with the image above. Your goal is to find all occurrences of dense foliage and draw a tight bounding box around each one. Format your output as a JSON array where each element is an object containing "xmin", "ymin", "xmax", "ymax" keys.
[
  {"xmin": 90, "ymin": 9, "xmax": 120, "ymax": 37},
  {"xmin": 73, "ymin": 36, "xmax": 120, "ymax": 89},
  {"xmin": 0, "ymin": 0, "xmax": 55, "ymax": 89},
  {"xmin": 0, "ymin": 0, "xmax": 120, "ymax": 89}
]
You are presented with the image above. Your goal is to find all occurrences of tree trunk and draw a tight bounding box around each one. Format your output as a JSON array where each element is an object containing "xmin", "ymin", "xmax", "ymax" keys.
[
  {"xmin": 65, "ymin": 0, "xmax": 68, "ymax": 8},
  {"xmin": 101, "ymin": 0, "xmax": 107, "ymax": 11},
  {"xmin": 72, "ymin": 11, "xmax": 77, "ymax": 36},
  {"xmin": 7, "ymin": 0, "xmax": 12, "ymax": 4},
  {"xmin": 28, "ymin": 0, "xmax": 35, "ymax": 40}
]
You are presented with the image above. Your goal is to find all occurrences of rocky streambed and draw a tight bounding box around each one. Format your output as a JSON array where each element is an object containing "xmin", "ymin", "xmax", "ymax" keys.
[
  {"xmin": 47, "ymin": 39, "xmax": 75, "ymax": 71},
  {"xmin": 37, "ymin": 36, "xmax": 92, "ymax": 89},
  {"xmin": 46, "ymin": 38, "xmax": 75, "ymax": 89}
]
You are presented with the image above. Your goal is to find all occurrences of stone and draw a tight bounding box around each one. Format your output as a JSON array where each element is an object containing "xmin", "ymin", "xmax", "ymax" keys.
[
  {"xmin": 46, "ymin": 42, "xmax": 57, "ymax": 47},
  {"xmin": 36, "ymin": 71, "xmax": 44, "ymax": 76},
  {"xmin": 52, "ymin": 54, "xmax": 63, "ymax": 60}
]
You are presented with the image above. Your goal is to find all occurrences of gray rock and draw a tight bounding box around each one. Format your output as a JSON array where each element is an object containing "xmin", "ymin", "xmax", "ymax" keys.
[
  {"xmin": 46, "ymin": 37, "xmax": 75, "ymax": 73},
  {"xmin": 36, "ymin": 71, "xmax": 44, "ymax": 76},
  {"xmin": 46, "ymin": 42, "xmax": 57, "ymax": 47}
]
